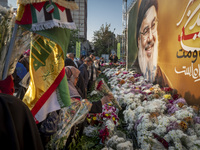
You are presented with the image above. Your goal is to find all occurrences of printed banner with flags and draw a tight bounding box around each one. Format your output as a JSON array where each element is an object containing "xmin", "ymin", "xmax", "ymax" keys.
[
  {"xmin": 16, "ymin": 1, "xmax": 77, "ymax": 32},
  {"xmin": 17, "ymin": 0, "xmax": 78, "ymax": 10},
  {"xmin": 117, "ymin": 43, "xmax": 120, "ymax": 59},
  {"xmin": 76, "ymin": 41, "xmax": 81, "ymax": 58}
]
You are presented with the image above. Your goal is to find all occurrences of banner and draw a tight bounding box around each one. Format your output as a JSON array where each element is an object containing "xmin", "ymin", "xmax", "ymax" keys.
[
  {"xmin": 117, "ymin": 43, "xmax": 121, "ymax": 59},
  {"xmin": 76, "ymin": 41, "xmax": 81, "ymax": 58},
  {"xmin": 128, "ymin": 0, "xmax": 200, "ymax": 105}
]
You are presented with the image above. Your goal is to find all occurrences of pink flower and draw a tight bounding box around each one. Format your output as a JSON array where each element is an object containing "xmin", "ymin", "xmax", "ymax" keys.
[{"xmin": 123, "ymin": 71, "xmax": 128, "ymax": 74}]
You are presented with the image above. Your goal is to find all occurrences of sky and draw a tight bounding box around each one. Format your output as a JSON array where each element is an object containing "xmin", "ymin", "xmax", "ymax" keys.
[
  {"xmin": 87, "ymin": 0, "xmax": 123, "ymax": 42},
  {"xmin": 7, "ymin": 0, "xmax": 133, "ymax": 42}
]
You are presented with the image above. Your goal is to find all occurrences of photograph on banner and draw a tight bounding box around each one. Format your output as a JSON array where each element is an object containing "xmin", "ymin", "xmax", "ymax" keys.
[{"xmin": 128, "ymin": 0, "xmax": 200, "ymax": 104}]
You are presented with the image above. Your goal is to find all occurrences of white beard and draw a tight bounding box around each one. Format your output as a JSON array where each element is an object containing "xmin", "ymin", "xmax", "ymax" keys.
[{"xmin": 138, "ymin": 36, "xmax": 158, "ymax": 82}]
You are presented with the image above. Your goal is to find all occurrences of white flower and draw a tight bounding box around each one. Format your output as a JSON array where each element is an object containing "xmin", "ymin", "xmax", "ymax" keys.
[
  {"xmin": 106, "ymin": 135, "xmax": 118, "ymax": 148},
  {"xmin": 83, "ymin": 126, "xmax": 99, "ymax": 137},
  {"xmin": 168, "ymin": 116, "xmax": 177, "ymax": 122},
  {"xmin": 106, "ymin": 120, "xmax": 115, "ymax": 132},
  {"xmin": 175, "ymin": 109, "xmax": 193, "ymax": 120},
  {"xmin": 90, "ymin": 90, "xmax": 98, "ymax": 96},
  {"xmin": 154, "ymin": 125, "xmax": 167, "ymax": 136},
  {"xmin": 123, "ymin": 108, "xmax": 135, "ymax": 123},
  {"xmin": 174, "ymin": 141, "xmax": 183, "ymax": 150},
  {"xmin": 143, "ymin": 99, "xmax": 166, "ymax": 114},
  {"xmin": 127, "ymin": 123, "xmax": 134, "ymax": 130},
  {"xmin": 157, "ymin": 116, "xmax": 170, "ymax": 127},
  {"xmin": 194, "ymin": 124, "xmax": 200, "ymax": 137},
  {"xmin": 135, "ymin": 106, "xmax": 145, "ymax": 115},
  {"xmin": 187, "ymin": 128, "xmax": 196, "ymax": 136},
  {"xmin": 116, "ymin": 137, "xmax": 125, "ymax": 143},
  {"xmin": 116, "ymin": 141, "xmax": 133, "ymax": 150},
  {"xmin": 168, "ymin": 146, "xmax": 175, "ymax": 150},
  {"xmin": 163, "ymin": 134, "xmax": 171, "ymax": 143},
  {"xmin": 140, "ymin": 142, "xmax": 151, "ymax": 150},
  {"xmin": 184, "ymin": 135, "xmax": 198, "ymax": 148},
  {"xmin": 190, "ymin": 146, "xmax": 199, "ymax": 150}
]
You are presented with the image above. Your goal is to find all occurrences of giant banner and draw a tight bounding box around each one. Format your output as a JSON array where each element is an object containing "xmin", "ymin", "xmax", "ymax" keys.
[{"xmin": 128, "ymin": 0, "xmax": 200, "ymax": 105}]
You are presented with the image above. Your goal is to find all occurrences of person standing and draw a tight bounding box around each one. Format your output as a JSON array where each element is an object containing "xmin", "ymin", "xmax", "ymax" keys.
[
  {"xmin": 109, "ymin": 54, "xmax": 113, "ymax": 63},
  {"xmin": 77, "ymin": 55, "xmax": 85, "ymax": 68},
  {"xmin": 67, "ymin": 53, "xmax": 78, "ymax": 68},
  {"xmin": 88, "ymin": 54, "xmax": 97, "ymax": 92},
  {"xmin": 79, "ymin": 57, "xmax": 93, "ymax": 94},
  {"xmin": 113, "ymin": 54, "xmax": 118, "ymax": 63}
]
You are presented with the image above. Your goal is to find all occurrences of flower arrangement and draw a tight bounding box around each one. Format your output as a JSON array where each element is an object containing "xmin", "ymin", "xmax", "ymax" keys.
[
  {"xmin": 86, "ymin": 103, "xmax": 119, "ymax": 128},
  {"xmin": 46, "ymin": 99, "xmax": 92, "ymax": 149},
  {"xmin": 99, "ymin": 126, "xmax": 109, "ymax": 143},
  {"xmin": 102, "ymin": 67, "xmax": 200, "ymax": 149},
  {"xmin": 0, "ymin": 5, "xmax": 32, "ymax": 79},
  {"xmin": 84, "ymin": 103, "xmax": 120, "ymax": 146},
  {"xmin": 95, "ymin": 78, "xmax": 122, "ymax": 110}
]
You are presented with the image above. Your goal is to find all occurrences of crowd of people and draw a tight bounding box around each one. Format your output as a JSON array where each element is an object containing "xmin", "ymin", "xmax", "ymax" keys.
[{"xmin": 0, "ymin": 51, "xmax": 117, "ymax": 149}]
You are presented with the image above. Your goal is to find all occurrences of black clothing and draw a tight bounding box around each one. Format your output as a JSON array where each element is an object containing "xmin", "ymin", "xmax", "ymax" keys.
[
  {"xmin": 79, "ymin": 63, "xmax": 89, "ymax": 89},
  {"xmin": 113, "ymin": 55, "xmax": 118, "ymax": 63},
  {"xmin": 109, "ymin": 55, "xmax": 113, "ymax": 63},
  {"xmin": 0, "ymin": 93, "xmax": 43, "ymax": 150},
  {"xmin": 76, "ymin": 74, "xmax": 87, "ymax": 99},
  {"xmin": 77, "ymin": 60, "xmax": 84, "ymax": 68},
  {"xmin": 65, "ymin": 58, "xmax": 76, "ymax": 67}
]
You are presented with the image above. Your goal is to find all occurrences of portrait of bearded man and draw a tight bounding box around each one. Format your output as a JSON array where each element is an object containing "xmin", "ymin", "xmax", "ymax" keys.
[{"xmin": 132, "ymin": 0, "xmax": 172, "ymax": 88}]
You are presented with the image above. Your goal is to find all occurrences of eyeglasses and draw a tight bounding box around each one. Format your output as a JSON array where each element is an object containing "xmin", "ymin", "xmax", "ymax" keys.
[{"xmin": 140, "ymin": 18, "xmax": 158, "ymax": 39}]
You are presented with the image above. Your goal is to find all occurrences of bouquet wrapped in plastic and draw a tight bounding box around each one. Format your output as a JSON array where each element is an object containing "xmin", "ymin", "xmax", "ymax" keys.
[
  {"xmin": 0, "ymin": 5, "xmax": 32, "ymax": 80},
  {"xmin": 95, "ymin": 78, "xmax": 122, "ymax": 110},
  {"xmin": 46, "ymin": 98, "xmax": 92, "ymax": 149}
]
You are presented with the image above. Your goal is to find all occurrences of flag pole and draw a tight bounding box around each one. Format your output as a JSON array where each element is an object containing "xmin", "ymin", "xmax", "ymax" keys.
[{"xmin": 2, "ymin": 23, "xmax": 19, "ymax": 80}]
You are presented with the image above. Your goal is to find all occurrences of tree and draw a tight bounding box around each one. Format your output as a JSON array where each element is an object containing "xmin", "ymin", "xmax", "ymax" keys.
[
  {"xmin": 68, "ymin": 29, "xmax": 79, "ymax": 54},
  {"xmin": 93, "ymin": 23, "xmax": 116, "ymax": 56}
]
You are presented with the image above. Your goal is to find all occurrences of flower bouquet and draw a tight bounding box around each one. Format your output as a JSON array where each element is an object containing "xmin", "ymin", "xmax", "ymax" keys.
[
  {"xmin": 0, "ymin": 5, "xmax": 32, "ymax": 80},
  {"xmin": 46, "ymin": 98, "xmax": 92, "ymax": 149},
  {"xmin": 95, "ymin": 78, "xmax": 122, "ymax": 110}
]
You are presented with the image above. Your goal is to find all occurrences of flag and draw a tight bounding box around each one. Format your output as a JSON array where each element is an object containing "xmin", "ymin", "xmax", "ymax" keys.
[
  {"xmin": 23, "ymin": 28, "xmax": 71, "ymax": 123},
  {"xmin": 76, "ymin": 41, "xmax": 81, "ymax": 58},
  {"xmin": 117, "ymin": 43, "xmax": 121, "ymax": 59},
  {"xmin": 16, "ymin": 0, "xmax": 76, "ymax": 123}
]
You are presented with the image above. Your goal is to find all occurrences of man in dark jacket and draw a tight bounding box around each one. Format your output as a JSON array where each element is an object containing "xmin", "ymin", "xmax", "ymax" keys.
[{"xmin": 79, "ymin": 57, "xmax": 93, "ymax": 94}]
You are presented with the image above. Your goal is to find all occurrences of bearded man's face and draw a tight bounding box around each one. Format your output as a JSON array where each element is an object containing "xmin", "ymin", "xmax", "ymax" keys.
[{"xmin": 138, "ymin": 6, "xmax": 158, "ymax": 82}]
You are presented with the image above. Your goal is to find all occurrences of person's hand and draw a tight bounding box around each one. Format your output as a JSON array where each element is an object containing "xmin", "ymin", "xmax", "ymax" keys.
[{"xmin": 101, "ymin": 94, "xmax": 113, "ymax": 105}]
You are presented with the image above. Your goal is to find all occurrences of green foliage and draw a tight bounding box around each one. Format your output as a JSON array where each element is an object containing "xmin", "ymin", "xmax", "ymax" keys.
[
  {"xmin": 68, "ymin": 131, "xmax": 104, "ymax": 150},
  {"xmin": 93, "ymin": 23, "xmax": 116, "ymax": 56},
  {"xmin": 68, "ymin": 29, "xmax": 80, "ymax": 53}
]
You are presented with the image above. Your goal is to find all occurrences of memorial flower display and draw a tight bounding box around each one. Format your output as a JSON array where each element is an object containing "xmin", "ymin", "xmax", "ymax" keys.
[{"xmin": 100, "ymin": 67, "xmax": 200, "ymax": 150}]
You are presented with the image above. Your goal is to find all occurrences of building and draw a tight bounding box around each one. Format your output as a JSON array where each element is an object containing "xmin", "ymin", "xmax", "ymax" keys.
[
  {"xmin": 0, "ymin": 0, "xmax": 8, "ymax": 7},
  {"xmin": 71, "ymin": 0, "xmax": 87, "ymax": 40}
]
